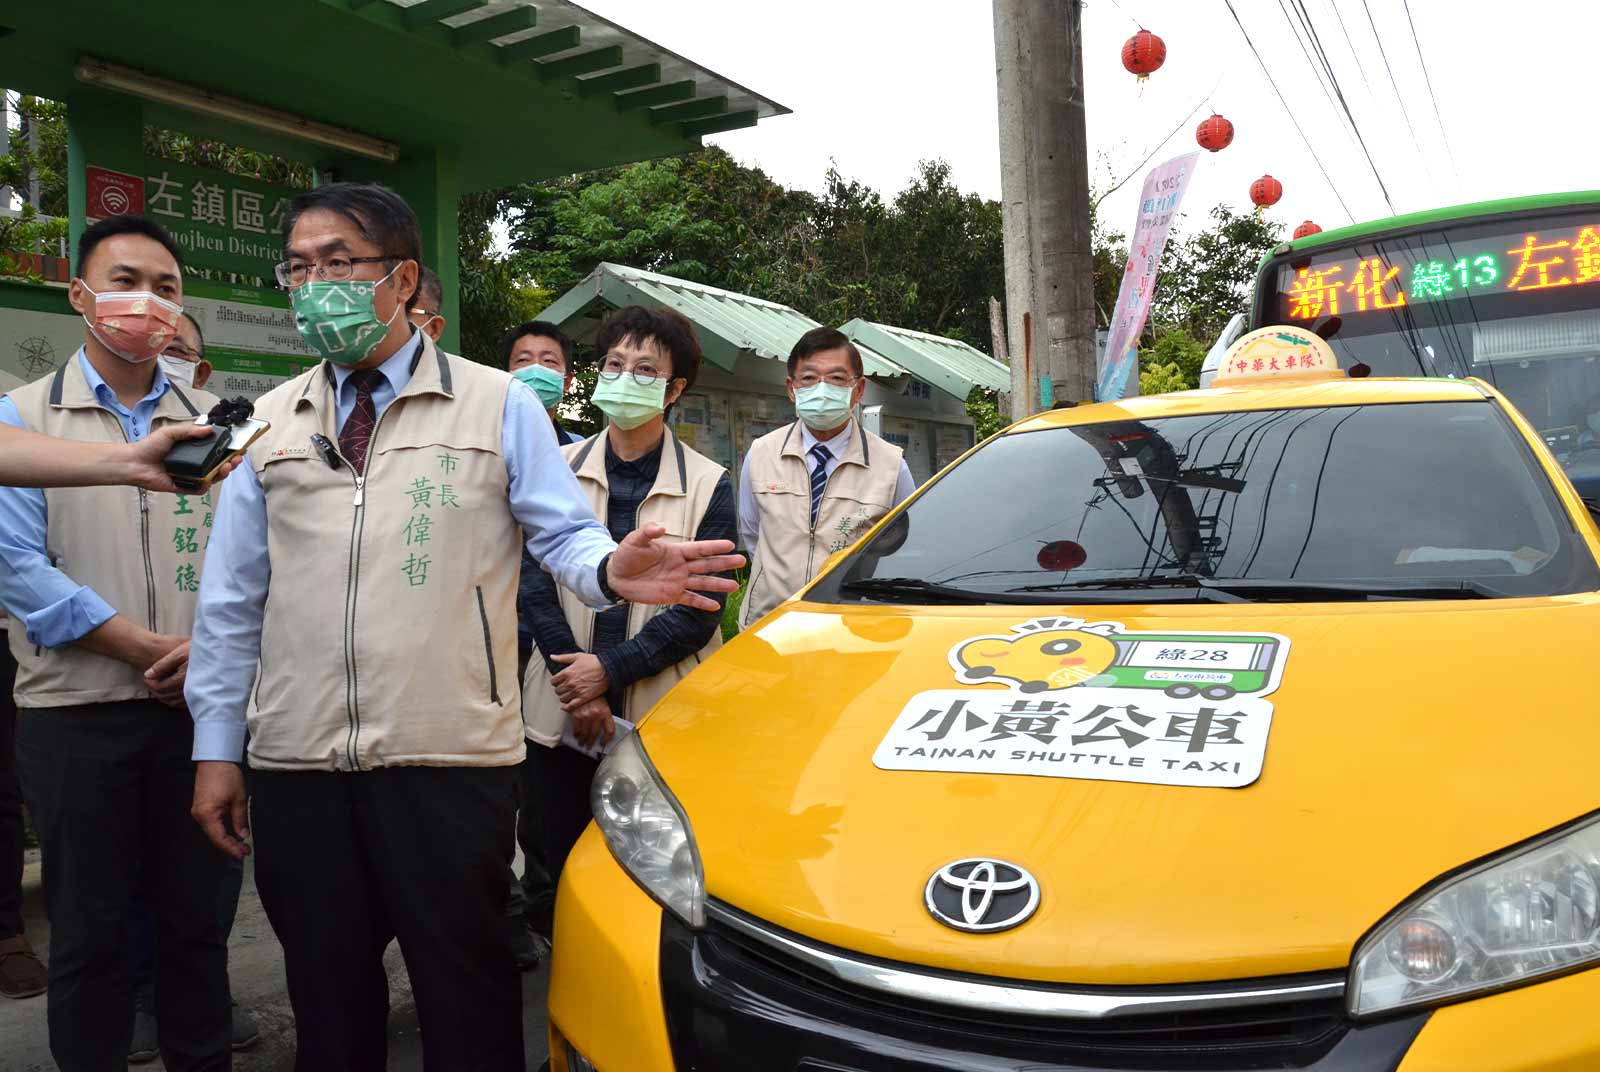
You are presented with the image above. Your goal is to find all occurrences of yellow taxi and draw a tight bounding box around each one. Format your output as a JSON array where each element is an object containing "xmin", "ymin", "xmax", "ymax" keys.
[{"xmin": 548, "ymin": 327, "xmax": 1600, "ymax": 1071}]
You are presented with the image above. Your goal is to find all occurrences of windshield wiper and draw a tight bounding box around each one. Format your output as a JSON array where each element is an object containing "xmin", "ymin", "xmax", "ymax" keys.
[
  {"xmin": 1007, "ymin": 576, "xmax": 1509, "ymax": 602},
  {"xmin": 1192, "ymin": 578, "xmax": 1506, "ymax": 601},
  {"xmin": 838, "ymin": 577, "xmax": 992, "ymax": 604},
  {"xmin": 840, "ymin": 576, "xmax": 1246, "ymax": 606},
  {"xmin": 1004, "ymin": 576, "xmax": 1251, "ymax": 603}
]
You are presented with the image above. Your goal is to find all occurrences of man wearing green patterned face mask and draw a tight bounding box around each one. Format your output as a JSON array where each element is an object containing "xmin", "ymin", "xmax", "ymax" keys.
[{"xmin": 185, "ymin": 185, "xmax": 743, "ymax": 1070}]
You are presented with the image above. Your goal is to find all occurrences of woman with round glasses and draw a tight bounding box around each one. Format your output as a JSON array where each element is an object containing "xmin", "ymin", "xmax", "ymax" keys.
[{"xmin": 520, "ymin": 304, "xmax": 735, "ymax": 887}]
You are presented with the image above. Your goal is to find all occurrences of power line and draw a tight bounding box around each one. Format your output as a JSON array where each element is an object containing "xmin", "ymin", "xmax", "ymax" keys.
[
  {"xmin": 1273, "ymin": 0, "xmax": 1350, "ymax": 127},
  {"xmin": 1277, "ymin": 0, "xmax": 1399, "ymax": 214},
  {"xmin": 1219, "ymin": 0, "xmax": 1357, "ymax": 223},
  {"xmin": 1359, "ymin": 0, "xmax": 1435, "ymax": 201},
  {"xmin": 1272, "ymin": 0, "xmax": 1386, "ymax": 204},
  {"xmin": 1102, "ymin": 0, "xmax": 1144, "ymax": 30},
  {"xmin": 1400, "ymin": 0, "xmax": 1464, "ymax": 193}
]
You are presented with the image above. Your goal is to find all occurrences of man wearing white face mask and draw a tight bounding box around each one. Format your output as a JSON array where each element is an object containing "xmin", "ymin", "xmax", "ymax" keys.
[
  {"xmin": 737, "ymin": 326, "xmax": 915, "ymax": 627},
  {"xmin": 158, "ymin": 312, "xmax": 213, "ymax": 392},
  {"xmin": 408, "ymin": 266, "xmax": 447, "ymax": 344},
  {"xmin": 0, "ymin": 215, "xmax": 231, "ymax": 1070}
]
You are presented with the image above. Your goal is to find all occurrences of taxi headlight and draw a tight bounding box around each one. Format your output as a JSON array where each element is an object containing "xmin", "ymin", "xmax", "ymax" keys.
[
  {"xmin": 590, "ymin": 732, "xmax": 704, "ymax": 928},
  {"xmin": 1350, "ymin": 814, "xmax": 1600, "ymax": 1018}
]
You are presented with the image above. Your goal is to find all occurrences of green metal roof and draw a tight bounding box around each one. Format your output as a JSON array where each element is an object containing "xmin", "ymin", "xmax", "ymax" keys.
[
  {"xmin": 535, "ymin": 263, "xmax": 905, "ymax": 376},
  {"xmin": 1, "ymin": 0, "xmax": 788, "ymax": 192},
  {"xmin": 839, "ymin": 318, "xmax": 1009, "ymax": 400}
]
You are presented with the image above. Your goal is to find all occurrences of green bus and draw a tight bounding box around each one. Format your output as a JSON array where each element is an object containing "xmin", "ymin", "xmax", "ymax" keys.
[{"xmin": 1203, "ymin": 192, "xmax": 1600, "ymax": 500}]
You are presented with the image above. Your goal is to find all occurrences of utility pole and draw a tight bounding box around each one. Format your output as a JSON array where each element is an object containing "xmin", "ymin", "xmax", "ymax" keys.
[{"xmin": 993, "ymin": 0, "xmax": 1098, "ymax": 418}]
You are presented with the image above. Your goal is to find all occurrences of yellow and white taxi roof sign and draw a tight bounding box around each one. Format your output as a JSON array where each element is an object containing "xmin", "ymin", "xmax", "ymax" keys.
[{"xmin": 1217, "ymin": 325, "xmax": 1341, "ymax": 383}]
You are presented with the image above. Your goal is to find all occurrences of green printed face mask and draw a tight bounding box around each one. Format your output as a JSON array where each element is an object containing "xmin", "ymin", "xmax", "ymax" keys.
[
  {"xmin": 514, "ymin": 364, "xmax": 566, "ymax": 409},
  {"xmin": 592, "ymin": 374, "xmax": 668, "ymax": 430},
  {"xmin": 290, "ymin": 263, "xmax": 403, "ymax": 366}
]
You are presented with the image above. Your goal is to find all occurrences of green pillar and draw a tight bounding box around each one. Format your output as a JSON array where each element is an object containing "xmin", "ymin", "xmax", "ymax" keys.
[
  {"xmin": 65, "ymin": 91, "xmax": 144, "ymax": 274},
  {"xmin": 331, "ymin": 146, "xmax": 462, "ymax": 356}
]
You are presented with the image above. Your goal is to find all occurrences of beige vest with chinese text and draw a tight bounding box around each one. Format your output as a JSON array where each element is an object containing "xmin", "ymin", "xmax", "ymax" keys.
[
  {"xmin": 245, "ymin": 338, "xmax": 524, "ymax": 771},
  {"xmin": 4, "ymin": 356, "xmax": 217, "ymax": 708}
]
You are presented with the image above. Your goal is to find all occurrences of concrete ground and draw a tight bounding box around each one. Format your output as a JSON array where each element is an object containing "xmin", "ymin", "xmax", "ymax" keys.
[{"xmin": 0, "ymin": 849, "xmax": 551, "ymax": 1071}]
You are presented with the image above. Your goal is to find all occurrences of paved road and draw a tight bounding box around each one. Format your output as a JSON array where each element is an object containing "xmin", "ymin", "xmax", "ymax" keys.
[{"xmin": 0, "ymin": 851, "xmax": 551, "ymax": 1071}]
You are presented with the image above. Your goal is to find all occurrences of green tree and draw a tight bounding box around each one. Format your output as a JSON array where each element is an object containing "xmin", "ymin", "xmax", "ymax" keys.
[
  {"xmin": 1152, "ymin": 204, "xmax": 1282, "ymax": 344},
  {"xmin": 0, "ymin": 96, "xmax": 68, "ymax": 219},
  {"xmin": 1138, "ymin": 328, "xmax": 1208, "ymax": 390},
  {"xmin": 1139, "ymin": 361, "xmax": 1189, "ymax": 396},
  {"xmin": 457, "ymin": 189, "xmax": 545, "ymax": 368}
]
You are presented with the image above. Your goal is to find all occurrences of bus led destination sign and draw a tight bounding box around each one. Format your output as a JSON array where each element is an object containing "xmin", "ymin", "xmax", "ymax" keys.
[{"xmin": 1277, "ymin": 216, "xmax": 1600, "ymax": 322}]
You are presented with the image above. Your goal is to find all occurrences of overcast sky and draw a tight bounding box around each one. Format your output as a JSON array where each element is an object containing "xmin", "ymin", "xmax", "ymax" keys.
[{"xmin": 582, "ymin": 0, "xmax": 1600, "ymax": 241}]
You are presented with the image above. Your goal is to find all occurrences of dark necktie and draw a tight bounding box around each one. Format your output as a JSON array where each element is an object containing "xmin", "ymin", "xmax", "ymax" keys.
[
  {"xmin": 809, "ymin": 443, "xmax": 832, "ymax": 524},
  {"xmin": 338, "ymin": 369, "xmax": 387, "ymax": 472}
]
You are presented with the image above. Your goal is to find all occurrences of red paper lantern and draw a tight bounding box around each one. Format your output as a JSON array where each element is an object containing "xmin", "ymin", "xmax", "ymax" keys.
[
  {"xmin": 1195, "ymin": 114, "xmax": 1234, "ymax": 152},
  {"xmin": 1249, "ymin": 174, "xmax": 1283, "ymax": 219},
  {"xmin": 1121, "ymin": 30, "xmax": 1166, "ymax": 82},
  {"xmin": 1293, "ymin": 220, "xmax": 1323, "ymax": 239}
]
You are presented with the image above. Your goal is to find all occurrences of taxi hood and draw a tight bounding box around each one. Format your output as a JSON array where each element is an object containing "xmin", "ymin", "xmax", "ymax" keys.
[{"xmin": 637, "ymin": 597, "xmax": 1600, "ymax": 986}]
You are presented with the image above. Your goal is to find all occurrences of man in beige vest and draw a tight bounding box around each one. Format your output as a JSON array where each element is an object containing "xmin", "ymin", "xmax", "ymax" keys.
[
  {"xmin": 0, "ymin": 215, "xmax": 231, "ymax": 1070},
  {"xmin": 183, "ymin": 183, "xmax": 741, "ymax": 1070},
  {"xmin": 737, "ymin": 326, "xmax": 916, "ymax": 626},
  {"xmin": 522, "ymin": 304, "xmax": 734, "ymax": 885}
]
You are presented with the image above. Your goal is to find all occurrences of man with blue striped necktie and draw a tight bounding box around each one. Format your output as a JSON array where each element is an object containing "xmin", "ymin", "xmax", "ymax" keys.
[{"xmin": 737, "ymin": 327, "xmax": 917, "ymax": 627}]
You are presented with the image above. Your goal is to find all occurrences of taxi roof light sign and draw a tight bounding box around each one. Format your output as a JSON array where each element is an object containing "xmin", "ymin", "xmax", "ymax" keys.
[{"xmin": 1217, "ymin": 325, "xmax": 1342, "ymax": 384}]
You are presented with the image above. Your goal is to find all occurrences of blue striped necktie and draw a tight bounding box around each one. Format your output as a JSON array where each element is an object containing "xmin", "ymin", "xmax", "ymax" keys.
[{"xmin": 808, "ymin": 443, "xmax": 832, "ymax": 524}]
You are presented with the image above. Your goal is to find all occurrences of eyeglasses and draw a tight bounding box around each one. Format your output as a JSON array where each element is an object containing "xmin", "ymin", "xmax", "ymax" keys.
[
  {"xmin": 411, "ymin": 308, "xmax": 438, "ymax": 320},
  {"xmin": 793, "ymin": 372, "xmax": 857, "ymax": 389},
  {"xmin": 273, "ymin": 255, "xmax": 395, "ymax": 288},
  {"xmin": 162, "ymin": 343, "xmax": 202, "ymax": 362},
  {"xmin": 598, "ymin": 353, "xmax": 671, "ymax": 386}
]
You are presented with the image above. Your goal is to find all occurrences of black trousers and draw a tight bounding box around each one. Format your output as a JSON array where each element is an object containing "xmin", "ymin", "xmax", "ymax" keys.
[
  {"xmin": 130, "ymin": 850, "xmax": 244, "ymax": 995},
  {"xmin": 15, "ymin": 700, "xmax": 231, "ymax": 1072},
  {"xmin": 506, "ymin": 741, "xmax": 556, "ymax": 936},
  {"xmin": 0, "ymin": 639, "xmax": 21, "ymax": 941},
  {"xmin": 251, "ymin": 765, "xmax": 522, "ymax": 1072},
  {"xmin": 526, "ymin": 743, "xmax": 601, "ymax": 889}
]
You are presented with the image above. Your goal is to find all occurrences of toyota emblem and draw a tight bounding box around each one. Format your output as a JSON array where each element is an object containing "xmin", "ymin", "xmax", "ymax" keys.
[{"xmin": 924, "ymin": 858, "xmax": 1040, "ymax": 933}]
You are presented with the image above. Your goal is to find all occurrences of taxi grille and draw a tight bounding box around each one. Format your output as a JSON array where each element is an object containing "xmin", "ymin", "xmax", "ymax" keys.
[{"xmin": 658, "ymin": 903, "xmax": 1428, "ymax": 1071}]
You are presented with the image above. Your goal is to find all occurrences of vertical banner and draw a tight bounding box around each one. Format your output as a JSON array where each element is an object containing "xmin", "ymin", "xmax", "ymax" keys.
[{"xmin": 1096, "ymin": 152, "xmax": 1201, "ymax": 402}]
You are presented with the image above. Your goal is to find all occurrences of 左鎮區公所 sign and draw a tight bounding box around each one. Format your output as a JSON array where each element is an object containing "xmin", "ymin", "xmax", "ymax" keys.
[{"xmin": 872, "ymin": 617, "xmax": 1291, "ymax": 789}]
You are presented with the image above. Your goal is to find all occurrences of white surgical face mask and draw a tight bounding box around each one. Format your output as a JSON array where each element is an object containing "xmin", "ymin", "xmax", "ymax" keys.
[{"xmin": 157, "ymin": 354, "xmax": 199, "ymax": 388}]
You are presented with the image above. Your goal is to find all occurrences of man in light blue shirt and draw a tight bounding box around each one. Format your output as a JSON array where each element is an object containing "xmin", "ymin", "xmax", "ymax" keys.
[
  {"xmin": 185, "ymin": 182, "xmax": 741, "ymax": 1069},
  {"xmin": 0, "ymin": 215, "xmax": 232, "ymax": 1070}
]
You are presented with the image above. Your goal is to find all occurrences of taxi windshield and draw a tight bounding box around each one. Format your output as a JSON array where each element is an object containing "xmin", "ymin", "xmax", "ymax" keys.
[{"xmin": 826, "ymin": 401, "xmax": 1600, "ymax": 604}]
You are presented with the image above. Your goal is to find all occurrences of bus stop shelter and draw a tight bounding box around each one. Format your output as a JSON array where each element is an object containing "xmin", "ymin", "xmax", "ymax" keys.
[{"xmin": 0, "ymin": 0, "xmax": 786, "ymax": 389}]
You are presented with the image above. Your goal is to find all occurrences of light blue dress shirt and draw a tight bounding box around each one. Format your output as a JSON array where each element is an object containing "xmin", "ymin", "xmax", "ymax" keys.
[
  {"xmin": 186, "ymin": 332, "xmax": 619, "ymax": 762},
  {"xmin": 0, "ymin": 349, "xmax": 174, "ymax": 647}
]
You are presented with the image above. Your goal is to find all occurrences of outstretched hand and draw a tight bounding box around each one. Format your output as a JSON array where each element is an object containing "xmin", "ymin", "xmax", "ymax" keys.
[{"xmin": 605, "ymin": 524, "xmax": 744, "ymax": 612}]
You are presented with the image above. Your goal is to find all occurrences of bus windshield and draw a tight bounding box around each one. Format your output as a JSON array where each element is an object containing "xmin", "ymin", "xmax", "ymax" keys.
[{"xmin": 1259, "ymin": 206, "xmax": 1600, "ymax": 498}]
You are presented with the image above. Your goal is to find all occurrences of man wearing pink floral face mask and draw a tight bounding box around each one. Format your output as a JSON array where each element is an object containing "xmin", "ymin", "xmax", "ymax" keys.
[{"xmin": 0, "ymin": 215, "xmax": 232, "ymax": 1069}]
